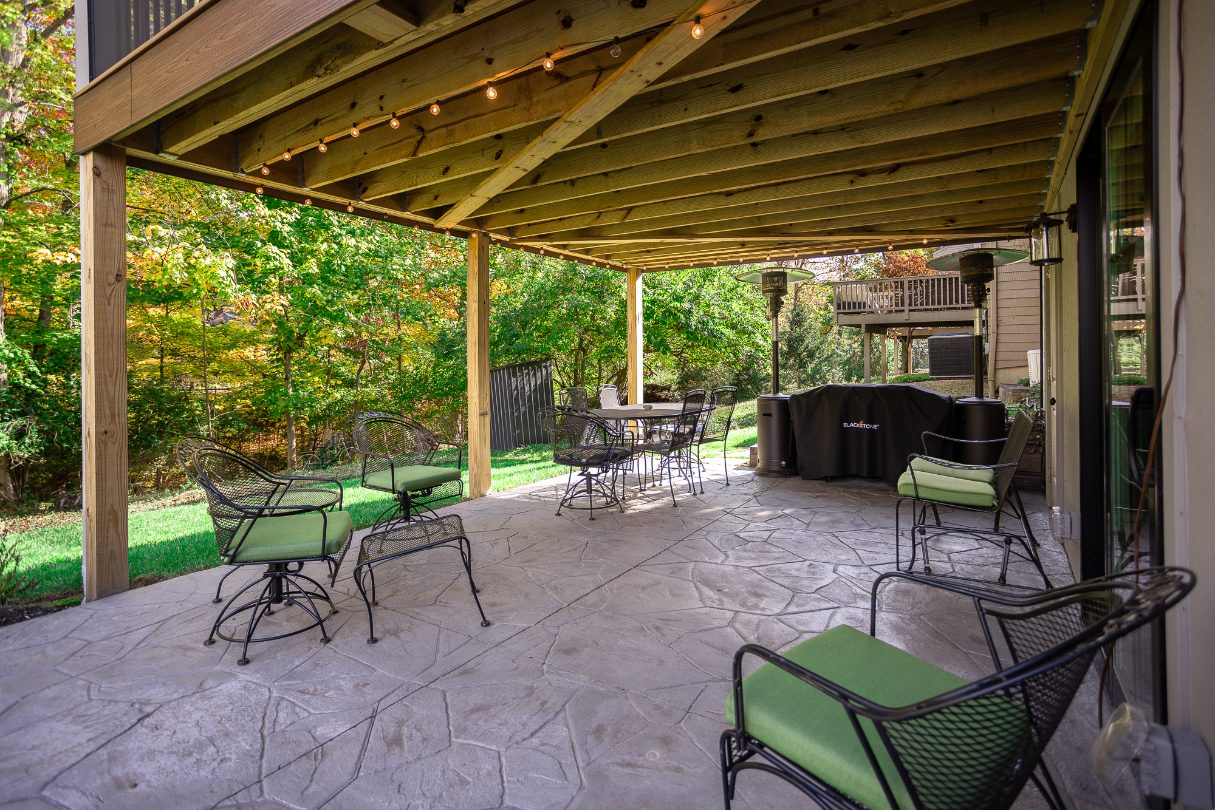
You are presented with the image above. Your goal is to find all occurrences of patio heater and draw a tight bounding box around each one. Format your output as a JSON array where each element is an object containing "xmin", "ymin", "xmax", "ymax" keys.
[
  {"xmin": 926, "ymin": 246, "xmax": 1029, "ymax": 463},
  {"xmin": 737, "ymin": 267, "xmax": 815, "ymax": 475}
]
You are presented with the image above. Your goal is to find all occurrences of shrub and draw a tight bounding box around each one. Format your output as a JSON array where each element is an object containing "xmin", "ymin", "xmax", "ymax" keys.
[
  {"xmin": 0, "ymin": 533, "xmax": 36, "ymax": 605},
  {"xmin": 890, "ymin": 373, "xmax": 934, "ymax": 383},
  {"xmin": 1112, "ymin": 374, "xmax": 1148, "ymax": 386}
]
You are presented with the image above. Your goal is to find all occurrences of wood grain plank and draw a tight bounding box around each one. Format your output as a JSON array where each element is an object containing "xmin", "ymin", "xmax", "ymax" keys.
[
  {"xmin": 80, "ymin": 145, "xmax": 130, "ymax": 600},
  {"xmin": 466, "ymin": 231, "xmax": 492, "ymax": 498}
]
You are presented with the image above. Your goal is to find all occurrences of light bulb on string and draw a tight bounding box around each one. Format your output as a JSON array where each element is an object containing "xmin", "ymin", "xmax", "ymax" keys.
[
  {"xmin": 542, "ymin": 53, "xmax": 555, "ymax": 71},
  {"xmin": 255, "ymin": 186, "xmax": 264, "ymax": 195},
  {"xmin": 922, "ymin": 238, "xmax": 928, "ymax": 245},
  {"xmin": 485, "ymin": 83, "xmax": 498, "ymax": 100},
  {"xmin": 389, "ymin": 116, "xmax": 400, "ymax": 128},
  {"xmin": 349, "ymin": 126, "xmax": 360, "ymax": 138},
  {"xmin": 282, "ymin": 151, "xmax": 292, "ymax": 161},
  {"xmin": 609, "ymin": 37, "xmax": 622, "ymax": 58},
  {"xmin": 260, "ymin": 165, "xmax": 271, "ymax": 176},
  {"xmin": 303, "ymin": 197, "xmax": 312, "ymax": 206},
  {"xmin": 346, "ymin": 203, "xmax": 355, "ymax": 213},
  {"xmin": 691, "ymin": 15, "xmax": 704, "ymax": 39},
  {"xmin": 429, "ymin": 101, "xmax": 441, "ymax": 116},
  {"xmin": 887, "ymin": 244, "xmax": 893, "ymax": 251},
  {"xmin": 317, "ymin": 141, "xmax": 328, "ymax": 153}
]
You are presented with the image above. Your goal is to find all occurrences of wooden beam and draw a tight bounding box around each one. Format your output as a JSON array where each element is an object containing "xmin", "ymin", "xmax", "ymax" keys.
[
  {"xmin": 160, "ymin": 0, "xmax": 517, "ymax": 157},
  {"xmin": 564, "ymin": 0, "xmax": 1091, "ymax": 149},
  {"xmin": 464, "ymin": 81, "xmax": 1067, "ymax": 218},
  {"xmin": 310, "ymin": 0, "xmax": 967, "ymax": 190},
  {"xmin": 466, "ymin": 231, "xmax": 491, "ymax": 499},
  {"xmin": 75, "ymin": 0, "xmax": 377, "ymax": 153},
  {"xmin": 503, "ymin": 139, "xmax": 1057, "ymax": 237},
  {"xmin": 80, "ymin": 145, "xmax": 129, "ymax": 601},
  {"xmin": 1046, "ymin": 0, "xmax": 1129, "ymax": 208},
  {"xmin": 507, "ymin": 39, "xmax": 1079, "ymax": 192},
  {"xmin": 539, "ymin": 161, "xmax": 1051, "ymax": 240},
  {"xmin": 434, "ymin": 0, "xmax": 762, "ymax": 228},
  {"xmin": 237, "ymin": 0, "xmax": 699, "ymax": 171},
  {"xmin": 343, "ymin": 1, "xmax": 419, "ymax": 42},
  {"xmin": 626, "ymin": 268, "xmax": 644, "ymax": 405}
]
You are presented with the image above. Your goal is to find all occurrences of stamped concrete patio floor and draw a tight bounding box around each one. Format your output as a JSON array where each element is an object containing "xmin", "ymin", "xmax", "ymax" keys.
[{"xmin": 1, "ymin": 466, "xmax": 1129, "ymax": 810}]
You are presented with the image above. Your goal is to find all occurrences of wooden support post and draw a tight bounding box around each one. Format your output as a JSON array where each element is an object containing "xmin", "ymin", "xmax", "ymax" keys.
[
  {"xmin": 863, "ymin": 331, "xmax": 872, "ymax": 383},
  {"xmin": 879, "ymin": 332, "xmax": 889, "ymax": 383},
  {"xmin": 902, "ymin": 328, "xmax": 913, "ymax": 374},
  {"xmin": 626, "ymin": 268, "xmax": 644, "ymax": 404},
  {"xmin": 81, "ymin": 144, "xmax": 129, "ymax": 601},
  {"xmin": 466, "ymin": 231, "xmax": 491, "ymax": 499}
]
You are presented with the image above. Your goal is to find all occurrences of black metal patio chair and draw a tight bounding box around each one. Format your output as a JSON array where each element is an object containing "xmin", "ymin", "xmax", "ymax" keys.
[
  {"xmin": 634, "ymin": 390, "xmax": 708, "ymax": 506},
  {"xmin": 177, "ymin": 438, "xmax": 353, "ymax": 665},
  {"xmin": 722, "ymin": 566, "xmax": 1195, "ymax": 810},
  {"xmin": 545, "ymin": 406, "xmax": 632, "ymax": 519},
  {"xmin": 693, "ymin": 386, "xmax": 738, "ymax": 492},
  {"xmin": 353, "ymin": 513, "xmax": 489, "ymax": 644},
  {"xmin": 895, "ymin": 409, "xmax": 1051, "ymax": 587},
  {"xmin": 351, "ymin": 411, "xmax": 463, "ymax": 523}
]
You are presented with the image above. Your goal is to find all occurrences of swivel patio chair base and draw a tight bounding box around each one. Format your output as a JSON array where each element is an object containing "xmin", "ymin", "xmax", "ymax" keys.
[
  {"xmin": 370, "ymin": 479, "xmax": 464, "ymax": 528},
  {"xmin": 354, "ymin": 515, "xmax": 490, "ymax": 644},
  {"xmin": 204, "ymin": 561, "xmax": 337, "ymax": 666},
  {"xmin": 556, "ymin": 468, "xmax": 624, "ymax": 519}
]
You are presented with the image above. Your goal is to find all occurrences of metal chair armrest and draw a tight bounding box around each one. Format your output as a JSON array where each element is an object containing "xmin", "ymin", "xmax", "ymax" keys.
[
  {"xmin": 921, "ymin": 430, "xmax": 1008, "ymax": 454},
  {"xmin": 436, "ymin": 439, "xmax": 464, "ymax": 472}
]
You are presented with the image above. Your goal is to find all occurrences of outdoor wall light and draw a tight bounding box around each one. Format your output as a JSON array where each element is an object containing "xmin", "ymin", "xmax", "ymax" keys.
[{"xmin": 1028, "ymin": 204, "xmax": 1078, "ymax": 267}]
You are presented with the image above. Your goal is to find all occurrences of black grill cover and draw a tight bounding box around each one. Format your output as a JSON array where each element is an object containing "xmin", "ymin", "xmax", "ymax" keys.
[{"xmin": 788, "ymin": 384, "xmax": 954, "ymax": 485}]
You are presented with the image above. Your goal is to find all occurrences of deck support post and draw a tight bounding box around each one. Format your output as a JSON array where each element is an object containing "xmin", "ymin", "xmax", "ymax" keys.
[
  {"xmin": 466, "ymin": 231, "xmax": 491, "ymax": 499},
  {"xmin": 863, "ymin": 331, "xmax": 872, "ymax": 383},
  {"xmin": 80, "ymin": 144, "xmax": 129, "ymax": 601},
  {"xmin": 626, "ymin": 268, "xmax": 644, "ymax": 404},
  {"xmin": 880, "ymin": 332, "xmax": 889, "ymax": 383}
]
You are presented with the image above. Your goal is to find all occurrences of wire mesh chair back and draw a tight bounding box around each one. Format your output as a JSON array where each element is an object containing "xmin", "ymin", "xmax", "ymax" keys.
[
  {"xmin": 558, "ymin": 386, "xmax": 590, "ymax": 410},
  {"xmin": 598, "ymin": 384, "xmax": 622, "ymax": 408},
  {"xmin": 178, "ymin": 440, "xmax": 283, "ymax": 559},
  {"xmin": 993, "ymin": 409, "xmax": 1034, "ymax": 502},
  {"xmin": 700, "ymin": 387, "xmax": 737, "ymax": 444},
  {"xmin": 351, "ymin": 411, "xmax": 438, "ymax": 479},
  {"xmin": 871, "ymin": 567, "xmax": 1193, "ymax": 810},
  {"xmin": 546, "ymin": 406, "xmax": 618, "ymax": 467}
]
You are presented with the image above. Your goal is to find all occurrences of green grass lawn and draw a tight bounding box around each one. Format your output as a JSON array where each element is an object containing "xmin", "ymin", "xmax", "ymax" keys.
[{"xmin": 8, "ymin": 405, "xmax": 760, "ymax": 605}]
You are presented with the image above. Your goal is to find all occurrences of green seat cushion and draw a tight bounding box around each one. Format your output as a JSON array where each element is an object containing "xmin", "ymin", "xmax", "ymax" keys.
[
  {"xmin": 909, "ymin": 455, "xmax": 996, "ymax": 484},
  {"xmin": 898, "ymin": 469, "xmax": 997, "ymax": 508},
  {"xmin": 228, "ymin": 509, "xmax": 352, "ymax": 564},
  {"xmin": 726, "ymin": 625, "xmax": 1027, "ymax": 809},
  {"xmin": 364, "ymin": 465, "xmax": 460, "ymax": 493}
]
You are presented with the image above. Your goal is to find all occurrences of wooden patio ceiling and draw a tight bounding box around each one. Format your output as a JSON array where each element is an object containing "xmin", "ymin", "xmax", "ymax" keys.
[{"xmin": 76, "ymin": 0, "xmax": 1106, "ymax": 270}]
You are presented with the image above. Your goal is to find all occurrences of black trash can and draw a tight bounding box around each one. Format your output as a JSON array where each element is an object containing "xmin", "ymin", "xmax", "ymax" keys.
[
  {"xmin": 953, "ymin": 397, "xmax": 1007, "ymax": 465},
  {"xmin": 757, "ymin": 394, "xmax": 797, "ymax": 476}
]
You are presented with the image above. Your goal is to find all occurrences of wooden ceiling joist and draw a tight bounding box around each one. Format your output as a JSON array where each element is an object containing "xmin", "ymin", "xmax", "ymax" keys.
[{"xmin": 433, "ymin": 0, "xmax": 763, "ymax": 228}]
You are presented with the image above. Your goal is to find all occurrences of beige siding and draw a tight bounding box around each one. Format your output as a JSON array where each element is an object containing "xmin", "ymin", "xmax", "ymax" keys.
[{"xmin": 994, "ymin": 266, "xmax": 1041, "ymax": 372}]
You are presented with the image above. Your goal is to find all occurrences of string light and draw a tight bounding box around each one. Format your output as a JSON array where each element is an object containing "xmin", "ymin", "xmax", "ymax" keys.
[
  {"xmin": 346, "ymin": 203, "xmax": 355, "ymax": 213},
  {"xmin": 303, "ymin": 197, "xmax": 312, "ymax": 205},
  {"xmin": 255, "ymin": 186, "xmax": 264, "ymax": 195},
  {"xmin": 542, "ymin": 53, "xmax": 555, "ymax": 71},
  {"xmin": 349, "ymin": 126, "xmax": 360, "ymax": 137},
  {"xmin": 429, "ymin": 102, "xmax": 441, "ymax": 115},
  {"xmin": 610, "ymin": 37, "xmax": 622, "ymax": 58},
  {"xmin": 317, "ymin": 141, "xmax": 328, "ymax": 153},
  {"xmin": 922, "ymin": 238, "xmax": 929, "ymax": 245},
  {"xmin": 389, "ymin": 116, "xmax": 400, "ymax": 128},
  {"xmin": 691, "ymin": 15, "xmax": 704, "ymax": 39},
  {"xmin": 260, "ymin": 165, "xmax": 270, "ymax": 176},
  {"xmin": 282, "ymin": 151, "xmax": 292, "ymax": 161},
  {"xmin": 887, "ymin": 244, "xmax": 893, "ymax": 251},
  {"xmin": 485, "ymin": 83, "xmax": 498, "ymax": 100}
]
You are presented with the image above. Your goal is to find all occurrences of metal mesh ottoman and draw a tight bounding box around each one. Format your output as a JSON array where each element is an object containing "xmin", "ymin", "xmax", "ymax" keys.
[{"xmin": 353, "ymin": 514, "xmax": 490, "ymax": 643}]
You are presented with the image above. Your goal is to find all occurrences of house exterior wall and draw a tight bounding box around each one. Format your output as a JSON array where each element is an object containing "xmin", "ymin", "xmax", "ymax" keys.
[
  {"xmin": 1044, "ymin": 0, "xmax": 1215, "ymax": 766},
  {"xmin": 993, "ymin": 265, "xmax": 1041, "ymax": 384}
]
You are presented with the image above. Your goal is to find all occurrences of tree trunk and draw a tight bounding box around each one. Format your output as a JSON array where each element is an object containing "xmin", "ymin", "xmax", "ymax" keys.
[
  {"xmin": 0, "ymin": 279, "xmax": 16, "ymax": 501},
  {"xmin": 284, "ymin": 346, "xmax": 296, "ymax": 469}
]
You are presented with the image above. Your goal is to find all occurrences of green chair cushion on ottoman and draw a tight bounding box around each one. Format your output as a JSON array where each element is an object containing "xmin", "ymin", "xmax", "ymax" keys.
[
  {"xmin": 897, "ymin": 469, "xmax": 997, "ymax": 509},
  {"xmin": 726, "ymin": 625, "xmax": 1027, "ymax": 809},
  {"xmin": 364, "ymin": 465, "xmax": 461, "ymax": 493},
  {"xmin": 228, "ymin": 510, "xmax": 353, "ymax": 564}
]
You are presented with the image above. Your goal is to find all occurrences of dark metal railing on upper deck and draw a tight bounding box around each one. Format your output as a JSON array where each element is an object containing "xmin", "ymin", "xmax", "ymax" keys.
[{"xmin": 86, "ymin": 0, "xmax": 203, "ymax": 80}]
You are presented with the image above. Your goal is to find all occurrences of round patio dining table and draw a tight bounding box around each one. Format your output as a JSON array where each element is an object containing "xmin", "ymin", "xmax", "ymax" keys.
[{"xmin": 586, "ymin": 403, "xmax": 685, "ymax": 421}]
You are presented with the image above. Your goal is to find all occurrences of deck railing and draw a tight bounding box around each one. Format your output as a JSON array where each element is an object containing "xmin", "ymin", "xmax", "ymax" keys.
[
  {"xmin": 86, "ymin": 0, "xmax": 203, "ymax": 79},
  {"xmin": 833, "ymin": 274, "xmax": 973, "ymax": 321}
]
